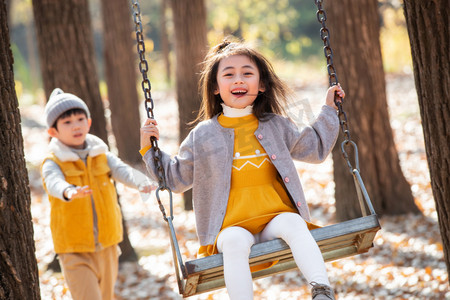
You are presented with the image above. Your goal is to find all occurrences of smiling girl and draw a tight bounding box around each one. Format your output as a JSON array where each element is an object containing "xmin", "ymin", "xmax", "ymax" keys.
[{"xmin": 140, "ymin": 38, "xmax": 344, "ymax": 300}]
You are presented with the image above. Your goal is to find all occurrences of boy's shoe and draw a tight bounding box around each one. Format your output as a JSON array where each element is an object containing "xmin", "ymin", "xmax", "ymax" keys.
[{"xmin": 310, "ymin": 282, "xmax": 335, "ymax": 300}]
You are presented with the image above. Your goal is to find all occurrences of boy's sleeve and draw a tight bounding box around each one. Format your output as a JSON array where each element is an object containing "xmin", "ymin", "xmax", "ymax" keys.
[
  {"xmin": 106, "ymin": 152, "xmax": 153, "ymax": 189},
  {"xmin": 42, "ymin": 159, "xmax": 73, "ymax": 201}
]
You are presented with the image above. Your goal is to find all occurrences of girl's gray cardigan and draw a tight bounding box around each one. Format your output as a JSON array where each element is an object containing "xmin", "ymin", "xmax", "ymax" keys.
[{"xmin": 143, "ymin": 105, "xmax": 339, "ymax": 246}]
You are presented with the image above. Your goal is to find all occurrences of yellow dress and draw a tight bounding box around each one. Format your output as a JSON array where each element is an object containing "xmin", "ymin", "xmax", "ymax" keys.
[{"xmin": 198, "ymin": 114, "xmax": 318, "ymax": 271}]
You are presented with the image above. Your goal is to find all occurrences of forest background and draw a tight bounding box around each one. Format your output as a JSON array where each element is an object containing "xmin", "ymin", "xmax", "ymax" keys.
[
  {"xmin": 10, "ymin": 0, "xmax": 412, "ymax": 98},
  {"xmin": 4, "ymin": 0, "xmax": 449, "ymax": 299}
]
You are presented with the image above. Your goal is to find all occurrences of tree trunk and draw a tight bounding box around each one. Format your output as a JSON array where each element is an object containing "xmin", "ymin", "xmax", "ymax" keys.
[
  {"xmin": 101, "ymin": 0, "xmax": 142, "ymax": 166},
  {"xmin": 325, "ymin": 0, "xmax": 420, "ymax": 220},
  {"xmin": 160, "ymin": 0, "xmax": 171, "ymax": 83},
  {"xmin": 403, "ymin": 0, "xmax": 450, "ymax": 277},
  {"xmin": 32, "ymin": 0, "xmax": 108, "ymax": 143},
  {"xmin": 0, "ymin": 3, "xmax": 41, "ymax": 298},
  {"xmin": 169, "ymin": 0, "xmax": 208, "ymax": 210}
]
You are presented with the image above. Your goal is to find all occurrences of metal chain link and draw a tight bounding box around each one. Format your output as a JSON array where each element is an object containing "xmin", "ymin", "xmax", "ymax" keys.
[
  {"xmin": 131, "ymin": 1, "xmax": 173, "ymax": 221},
  {"xmin": 314, "ymin": 0, "xmax": 359, "ymax": 173}
]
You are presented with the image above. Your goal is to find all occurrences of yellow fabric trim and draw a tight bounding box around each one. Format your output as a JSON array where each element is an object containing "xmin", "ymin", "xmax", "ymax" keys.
[{"xmin": 139, "ymin": 145, "xmax": 152, "ymax": 156}]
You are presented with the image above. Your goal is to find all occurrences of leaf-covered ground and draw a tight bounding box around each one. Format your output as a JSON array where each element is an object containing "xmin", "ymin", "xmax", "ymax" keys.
[{"xmin": 22, "ymin": 74, "xmax": 449, "ymax": 299}]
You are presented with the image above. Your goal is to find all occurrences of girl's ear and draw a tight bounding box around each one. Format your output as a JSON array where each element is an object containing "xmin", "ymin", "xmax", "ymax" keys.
[
  {"xmin": 259, "ymin": 83, "xmax": 266, "ymax": 93},
  {"xmin": 214, "ymin": 87, "xmax": 220, "ymax": 95}
]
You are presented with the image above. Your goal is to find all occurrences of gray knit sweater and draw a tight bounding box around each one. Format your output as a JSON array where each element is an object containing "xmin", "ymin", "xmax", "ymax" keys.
[{"xmin": 143, "ymin": 105, "xmax": 339, "ymax": 246}]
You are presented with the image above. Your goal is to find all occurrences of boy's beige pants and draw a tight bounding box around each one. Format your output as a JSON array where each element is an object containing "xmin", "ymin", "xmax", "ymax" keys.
[{"xmin": 58, "ymin": 245, "xmax": 119, "ymax": 300}]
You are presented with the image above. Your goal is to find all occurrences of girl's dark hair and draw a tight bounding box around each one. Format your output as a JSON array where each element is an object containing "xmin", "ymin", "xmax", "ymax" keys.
[
  {"xmin": 194, "ymin": 37, "xmax": 292, "ymax": 123},
  {"xmin": 52, "ymin": 108, "xmax": 87, "ymax": 129}
]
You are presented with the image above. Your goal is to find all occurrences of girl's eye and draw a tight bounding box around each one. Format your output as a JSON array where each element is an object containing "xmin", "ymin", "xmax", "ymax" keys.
[
  {"xmin": 223, "ymin": 73, "xmax": 233, "ymax": 77},
  {"xmin": 244, "ymin": 72, "xmax": 253, "ymax": 76}
]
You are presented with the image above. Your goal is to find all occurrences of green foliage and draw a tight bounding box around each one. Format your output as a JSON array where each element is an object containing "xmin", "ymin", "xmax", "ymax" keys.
[
  {"xmin": 207, "ymin": 0, "xmax": 322, "ymax": 60},
  {"xmin": 379, "ymin": 5, "xmax": 413, "ymax": 73},
  {"xmin": 11, "ymin": 43, "xmax": 32, "ymax": 92}
]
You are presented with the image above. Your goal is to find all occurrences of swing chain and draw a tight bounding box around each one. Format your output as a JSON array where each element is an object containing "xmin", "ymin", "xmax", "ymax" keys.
[
  {"xmin": 131, "ymin": 1, "xmax": 173, "ymax": 221},
  {"xmin": 314, "ymin": 0, "xmax": 357, "ymax": 173}
]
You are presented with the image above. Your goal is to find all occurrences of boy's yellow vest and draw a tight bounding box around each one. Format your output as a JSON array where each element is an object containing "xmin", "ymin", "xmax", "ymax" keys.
[{"xmin": 43, "ymin": 153, "xmax": 123, "ymax": 253}]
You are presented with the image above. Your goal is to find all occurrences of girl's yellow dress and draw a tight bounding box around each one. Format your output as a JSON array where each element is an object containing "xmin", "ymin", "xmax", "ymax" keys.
[{"xmin": 198, "ymin": 114, "xmax": 318, "ymax": 271}]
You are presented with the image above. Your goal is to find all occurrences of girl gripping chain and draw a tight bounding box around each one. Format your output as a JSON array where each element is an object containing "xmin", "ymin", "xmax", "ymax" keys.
[{"xmin": 140, "ymin": 38, "xmax": 344, "ymax": 300}]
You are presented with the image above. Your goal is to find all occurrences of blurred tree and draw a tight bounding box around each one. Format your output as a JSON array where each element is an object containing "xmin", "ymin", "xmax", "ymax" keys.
[
  {"xmin": 169, "ymin": 0, "xmax": 208, "ymax": 210},
  {"xmin": 324, "ymin": 0, "xmax": 420, "ymax": 220},
  {"xmin": 32, "ymin": 0, "xmax": 108, "ymax": 143},
  {"xmin": 160, "ymin": 0, "xmax": 171, "ymax": 83},
  {"xmin": 101, "ymin": 0, "xmax": 142, "ymax": 166},
  {"xmin": 403, "ymin": 0, "xmax": 450, "ymax": 274},
  {"xmin": 0, "ymin": 2, "xmax": 40, "ymax": 298},
  {"xmin": 100, "ymin": 0, "xmax": 142, "ymax": 262}
]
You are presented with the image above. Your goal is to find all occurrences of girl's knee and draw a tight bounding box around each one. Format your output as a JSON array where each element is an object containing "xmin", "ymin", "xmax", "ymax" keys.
[
  {"xmin": 262, "ymin": 213, "xmax": 309, "ymax": 241},
  {"xmin": 275, "ymin": 213, "xmax": 308, "ymax": 230},
  {"xmin": 217, "ymin": 227, "xmax": 255, "ymax": 254}
]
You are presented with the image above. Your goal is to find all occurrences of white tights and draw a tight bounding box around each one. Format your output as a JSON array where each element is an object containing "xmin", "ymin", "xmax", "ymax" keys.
[{"xmin": 216, "ymin": 213, "xmax": 330, "ymax": 300}]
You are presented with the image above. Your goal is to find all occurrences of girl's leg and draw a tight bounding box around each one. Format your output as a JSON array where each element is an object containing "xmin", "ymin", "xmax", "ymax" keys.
[
  {"xmin": 217, "ymin": 226, "xmax": 256, "ymax": 300},
  {"xmin": 260, "ymin": 213, "xmax": 330, "ymax": 286}
]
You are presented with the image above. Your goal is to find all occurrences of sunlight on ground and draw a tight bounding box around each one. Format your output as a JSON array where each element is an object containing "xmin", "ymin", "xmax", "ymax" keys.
[{"xmin": 22, "ymin": 74, "xmax": 449, "ymax": 299}]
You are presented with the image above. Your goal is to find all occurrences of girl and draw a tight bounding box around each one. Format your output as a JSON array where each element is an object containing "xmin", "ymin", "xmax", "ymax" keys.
[{"xmin": 140, "ymin": 38, "xmax": 344, "ymax": 300}]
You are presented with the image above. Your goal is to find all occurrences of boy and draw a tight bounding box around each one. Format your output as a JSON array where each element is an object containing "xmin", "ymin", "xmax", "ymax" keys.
[{"xmin": 41, "ymin": 88, "xmax": 153, "ymax": 300}]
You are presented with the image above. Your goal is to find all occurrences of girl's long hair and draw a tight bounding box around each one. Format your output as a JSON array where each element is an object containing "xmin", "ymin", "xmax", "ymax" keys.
[{"xmin": 193, "ymin": 37, "xmax": 292, "ymax": 124}]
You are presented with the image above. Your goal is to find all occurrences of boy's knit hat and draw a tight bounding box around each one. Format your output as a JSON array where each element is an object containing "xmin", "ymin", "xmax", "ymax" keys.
[{"xmin": 44, "ymin": 88, "xmax": 90, "ymax": 128}]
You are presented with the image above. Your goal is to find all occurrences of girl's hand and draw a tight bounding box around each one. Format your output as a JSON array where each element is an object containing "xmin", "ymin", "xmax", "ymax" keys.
[
  {"xmin": 140, "ymin": 118, "xmax": 160, "ymax": 149},
  {"xmin": 325, "ymin": 84, "xmax": 345, "ymax": 109}
]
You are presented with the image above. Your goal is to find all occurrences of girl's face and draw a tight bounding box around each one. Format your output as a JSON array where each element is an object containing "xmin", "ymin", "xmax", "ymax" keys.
[{"xmin": 215, "ymin": 55, "xmax": 265, "ymax": 109}]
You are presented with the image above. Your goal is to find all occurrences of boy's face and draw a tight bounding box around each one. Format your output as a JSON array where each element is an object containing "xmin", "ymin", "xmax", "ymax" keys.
[{"xmin": 47, "ymin": 112, "xmax": 92, "ymax": 149}]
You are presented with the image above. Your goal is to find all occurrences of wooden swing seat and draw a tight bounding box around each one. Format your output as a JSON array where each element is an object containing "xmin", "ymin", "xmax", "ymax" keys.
[{"xmin": 180, "ymin": 213, "xmax": 380, "ymax": 297}]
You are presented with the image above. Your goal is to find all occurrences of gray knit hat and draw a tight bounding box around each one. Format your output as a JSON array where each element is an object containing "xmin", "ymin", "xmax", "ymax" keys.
[{"xmin": 44, "ymin": 88, "xmax": 90, "ymax": 128}]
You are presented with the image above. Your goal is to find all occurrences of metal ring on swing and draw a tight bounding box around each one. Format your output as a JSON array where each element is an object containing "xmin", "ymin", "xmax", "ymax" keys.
[
  {"xmin": 340, "ymin": 139, "xmax": 360, "ymax": 173},
  {"xmin": 155, "ymin": 185, "xmax": 174, "ymax": 222}
]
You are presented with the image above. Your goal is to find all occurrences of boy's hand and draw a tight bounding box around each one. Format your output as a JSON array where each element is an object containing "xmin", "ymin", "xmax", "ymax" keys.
[
  {"xmin": 139, "ymin": 183, "xmax": 157, "ymax": 194},
  {"xmin": 326, "ymin": 84, "xmax": 345, "ymax": 109},
  {"xmin": 64, "ymin": 185, "xmax": 93, "ymax": 200},
  {"xmin": 140, "ymin": 118, "xmax": 160, "ymax": 149}
]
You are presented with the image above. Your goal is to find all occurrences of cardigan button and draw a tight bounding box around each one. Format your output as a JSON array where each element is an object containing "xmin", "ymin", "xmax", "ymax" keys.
[
  {"xmin": 284, "ymin": 177, "xmax": 290, "ymax": 183},
  {"xmin": 271, "ymin": 154, "xmax": 277, "ymax": 160},
  {"xmin": 296, "ymin": 201, "xmax": 301, "ymax": 207},
  {"xmin": 257, "ymin": 134, "xmax": 263, "ymax": 140}
]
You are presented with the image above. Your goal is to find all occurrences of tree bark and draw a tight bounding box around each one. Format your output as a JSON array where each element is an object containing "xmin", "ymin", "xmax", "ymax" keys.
[
  {"xmin": 101, "ymin": 0, "xmax": 142, "ymax": 166},
  {"xmin": 0, "ymin": 3, "xmax": 41, "ymax": 298},
  {"xmin": 325, "ymin": 0, "xmax": 420, "ymax": 220},
  {"xmin": 169, "ymin": 0, "xmax": 208, "ymax": 210},
  {"xmin": 403, "ymin": 0, "xmax": 450, "ymax": 277},
  {"xmin": 32, "ymin": 0, "xmax": 108, "ymax": 143},
  {"xmin": 160, "ymin": 0, "xmax": 171, "ymax": 83}
]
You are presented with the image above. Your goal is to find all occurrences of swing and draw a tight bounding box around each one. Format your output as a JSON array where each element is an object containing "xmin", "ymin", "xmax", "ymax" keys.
[{"xmin": 131, "ymin": 0, "xmax": 380, "ymax": 297}]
